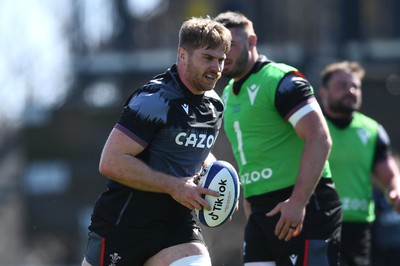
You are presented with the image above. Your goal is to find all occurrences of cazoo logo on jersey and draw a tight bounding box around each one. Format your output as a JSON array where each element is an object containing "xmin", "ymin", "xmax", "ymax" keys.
[
  {"xmin": 175, "ymin": 132, "xmax": 215, "ymax": 148},
  {"xmin": 240, "ymin": 167, "xmax": 273, "ymax": 184}
]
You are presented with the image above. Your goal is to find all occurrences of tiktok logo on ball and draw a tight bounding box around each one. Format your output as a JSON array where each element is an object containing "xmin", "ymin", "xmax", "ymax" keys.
[{"xmin": 208, "ymin": 179, "xmax": 228, "ymax": 220}]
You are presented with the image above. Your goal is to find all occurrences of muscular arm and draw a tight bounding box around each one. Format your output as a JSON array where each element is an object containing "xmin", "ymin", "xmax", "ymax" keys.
[
  {"xmin": 267, "ymin": 73, "xmax": 332, "ymax": 241},
  {"xmin": 99, "ymin": 128, "xmax": 218, "ymax": 210},
  {"xmin": 268, "ymin": 109, "xmax": 331, "ymax": 241},
  {"xmin": 291, "ymin": 108, "xmax": 332, "ymax": 208}
]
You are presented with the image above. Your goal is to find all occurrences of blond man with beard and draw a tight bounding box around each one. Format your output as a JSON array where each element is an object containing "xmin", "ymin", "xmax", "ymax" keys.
[{"xmin": 81, "ymin": 17, "xmax": 231, "ymax": 266}]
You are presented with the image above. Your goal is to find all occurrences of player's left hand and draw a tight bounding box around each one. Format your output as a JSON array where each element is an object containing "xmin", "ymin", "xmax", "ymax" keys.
[{"xmin": 170, "ymin": 176, "xmax": 219, "ymax": 211}]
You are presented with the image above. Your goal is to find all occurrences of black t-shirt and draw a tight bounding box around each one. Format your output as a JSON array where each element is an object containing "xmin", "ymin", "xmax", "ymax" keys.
[{"xmin": 90, "ymin": 65, "xmax": 224, "ymax": 232}]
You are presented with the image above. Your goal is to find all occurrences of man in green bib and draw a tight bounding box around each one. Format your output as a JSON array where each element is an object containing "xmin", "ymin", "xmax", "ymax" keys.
[
  {"xmin": 215, "ymin": 11, "xmax": 342, "ymax": 265},
  {"xmin": 318, "ymin": 61, "xmax": 400, "ymax": 266}
]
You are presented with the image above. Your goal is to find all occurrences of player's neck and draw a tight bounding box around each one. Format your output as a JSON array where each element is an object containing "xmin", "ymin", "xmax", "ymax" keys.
[
  {"xmin": 324, "ymin": 108, "xmax": 353, "ymax": 120},
  {"xmin": 233, "ymin": 51, "xmax": 259, "ymax": 82}
]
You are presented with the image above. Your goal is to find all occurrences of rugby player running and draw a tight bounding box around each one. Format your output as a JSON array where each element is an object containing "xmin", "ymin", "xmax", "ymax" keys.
[{"xmin": 82, "ymin": 16, "xmax": 231, "ymax": 266}]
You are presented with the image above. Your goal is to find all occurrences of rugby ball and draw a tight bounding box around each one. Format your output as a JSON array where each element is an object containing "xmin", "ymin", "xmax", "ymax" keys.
[{"xmin": 196, "ymin": 160, "xmax": 240, "ymax": 227}]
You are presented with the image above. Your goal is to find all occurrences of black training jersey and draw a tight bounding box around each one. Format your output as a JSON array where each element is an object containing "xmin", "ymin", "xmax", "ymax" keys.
[{"xmin": 90, "ymin": 65, "xmax": 224, "ymax": 232}]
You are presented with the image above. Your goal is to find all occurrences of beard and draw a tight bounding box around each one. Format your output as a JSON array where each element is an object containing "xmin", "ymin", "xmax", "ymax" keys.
[
  {"xmin": 186, "ymin": 57, "xmax": 217, "ymax": 92},
  {"xmin": 328, "ymin": 97, "xmax": 361, "ymax": 115},
  {"xmin": 222, "ymin": 48, "xmax": 249, "ymax": 79}
]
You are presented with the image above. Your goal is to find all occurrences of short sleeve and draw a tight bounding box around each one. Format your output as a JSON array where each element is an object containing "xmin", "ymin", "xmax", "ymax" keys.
[
  {"xmin": 116, "ymin": 90, "xmax": 167, "ymax": 147},
  {"xmin": 275, "ymin": 73, "xmax": 320, "ymax": 127},
  {"xmin": 373, "ymin": 124, "xmax": 392, "ymax": 164}
]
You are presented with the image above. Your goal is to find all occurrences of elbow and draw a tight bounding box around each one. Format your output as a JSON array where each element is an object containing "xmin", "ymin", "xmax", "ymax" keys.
[
  {"xmin": 98, "ymin": 161, "xmax": 107, "ymax": 176},
  {"xmin": 99, "ymin": 155, "xmax": 114, "ymax": 178}
]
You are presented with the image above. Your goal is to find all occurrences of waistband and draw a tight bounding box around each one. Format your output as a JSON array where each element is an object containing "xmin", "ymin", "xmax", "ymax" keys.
[{"xmin": 248, "ymin": 178, "xmax": 341, "ymax": 212}]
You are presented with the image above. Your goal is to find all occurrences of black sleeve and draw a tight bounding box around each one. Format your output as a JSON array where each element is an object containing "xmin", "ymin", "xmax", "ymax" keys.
[
  {"xmin": 373, "ymin": 124, "xmax": 392, "ymax": 164},
  {"xmin": 116, "ymin": 89, "xmax": 165, "ymax": 146},
  {"xmin": 275, "ymin": 73, "xmax": 315, "ymax": 119}
]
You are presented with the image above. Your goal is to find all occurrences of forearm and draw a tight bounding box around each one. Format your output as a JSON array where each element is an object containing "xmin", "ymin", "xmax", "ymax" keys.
[
  {"xmin": 290, "ymin": 133, "xmax": 331, "ymax": 206},
  {"xmin": 377, "ymin": 156, "xmax": 400, "ymax": 189},
  {"xmin": 374, "ymin": 156, "xmax": 400, "ymax": 210},
  {"xmin": 97, "ymin": 128, "xmax": 182, "ymax": 195},
  {"xmin": 100, "ymin": 152, "xmax": 178, "ymax": 194}
]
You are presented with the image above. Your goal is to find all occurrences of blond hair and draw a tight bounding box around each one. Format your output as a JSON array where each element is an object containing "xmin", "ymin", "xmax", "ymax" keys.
[{"xmin": 179, "ymin": 16, "xmax": 231, "ymax": 54}]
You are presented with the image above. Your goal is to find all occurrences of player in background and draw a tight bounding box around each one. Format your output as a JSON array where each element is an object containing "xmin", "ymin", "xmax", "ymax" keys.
[
  {"xmin": 81, "ymin": 16, "xmax": 231, "ymax": 266},
  {"xmin": 215, "ymin": 11, "xmax": 342, "ymax": 266},
  {"xmin": 372, "ymin": 153, "xmax": 400, "ymax": 266},
  {"xmin": 318, "ymin": 61, "xmax": 400, "ymax": 266}
]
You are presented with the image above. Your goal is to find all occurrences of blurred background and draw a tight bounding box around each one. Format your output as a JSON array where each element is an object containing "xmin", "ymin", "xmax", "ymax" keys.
[{"xmin": 0, "ymin": 0, "xmax": 399, "ymax": 265}]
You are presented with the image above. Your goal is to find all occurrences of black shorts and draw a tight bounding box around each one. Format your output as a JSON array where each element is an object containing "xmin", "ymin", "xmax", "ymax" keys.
[
  {"xmin": 84, "ymin": 219, "xmax": 205, "ymax": 266},
  {"xmin": 244, "ymin": 178, "xmax": 342, "ymax": 266},
  {"xmin": 340, "ymin": 222, "xmax": 372, "ymax": 266}
]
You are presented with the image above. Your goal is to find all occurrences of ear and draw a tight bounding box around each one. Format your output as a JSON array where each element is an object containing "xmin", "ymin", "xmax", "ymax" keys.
[
  {"xmin": 249, "ymin": 35, "xmax": 257, "ymax": 48},
  {"xmin": 178, "ymin": 47, "xmax": 186, "ymax": 61}
]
